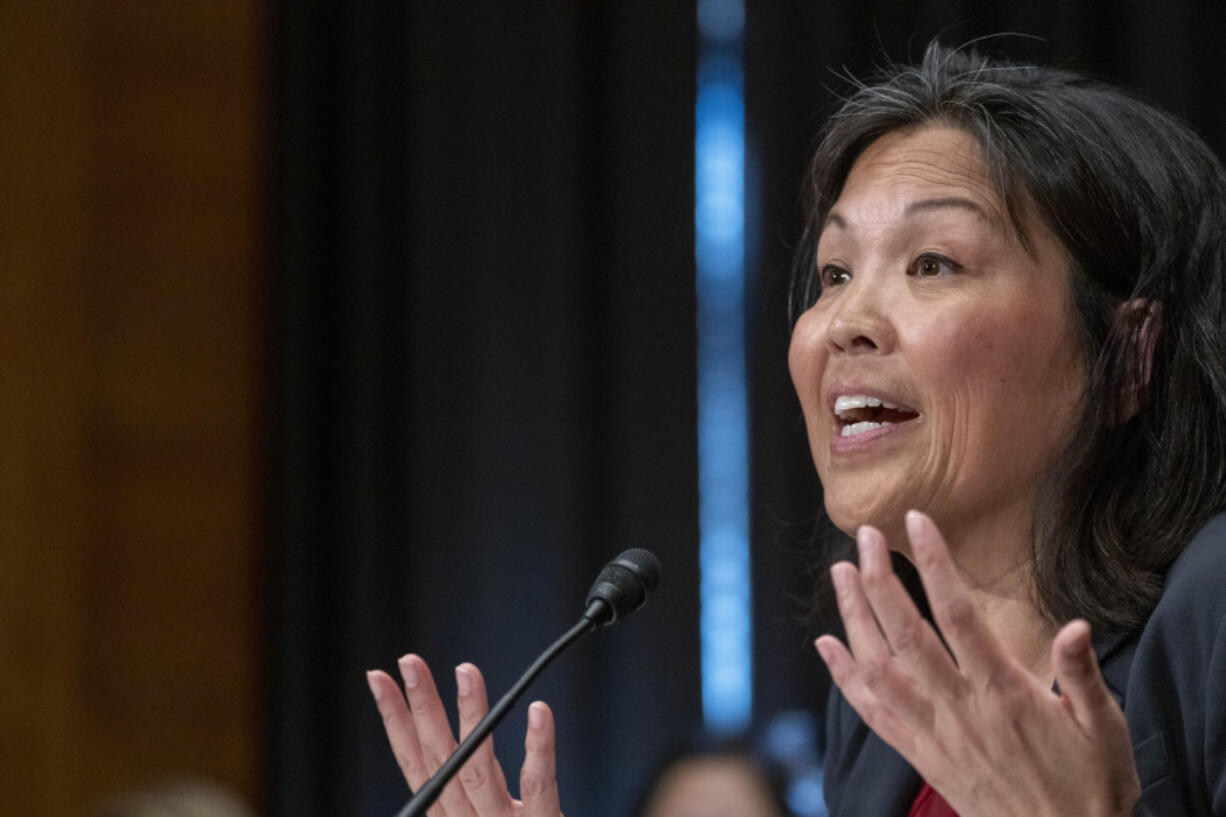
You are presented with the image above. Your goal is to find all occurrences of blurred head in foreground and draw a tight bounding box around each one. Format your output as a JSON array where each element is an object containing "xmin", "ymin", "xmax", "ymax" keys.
[
  {"xmin": 89, "ymin": 778, "xmax": 257, "ymax": 817},
  {"xmin": 636, "ymin": 744, "xmax": 790, "ymax": 817}
]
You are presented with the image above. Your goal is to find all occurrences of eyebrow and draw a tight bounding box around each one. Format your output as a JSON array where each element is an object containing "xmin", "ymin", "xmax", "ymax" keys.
[{"xmin": 824, "ymin": 196, "xmax": 1001, "ymax": 231}]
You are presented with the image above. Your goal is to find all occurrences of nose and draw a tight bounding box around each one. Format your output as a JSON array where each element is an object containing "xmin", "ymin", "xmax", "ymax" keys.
[{"xmin": 825, "ymin": 278, "xmax": 896, "ymax": 355}]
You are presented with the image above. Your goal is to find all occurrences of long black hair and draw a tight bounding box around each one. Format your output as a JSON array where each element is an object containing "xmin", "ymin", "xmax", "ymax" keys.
[{"xmin": 793, "ymin": 41, "xmax": 1226, "ymax": 631}]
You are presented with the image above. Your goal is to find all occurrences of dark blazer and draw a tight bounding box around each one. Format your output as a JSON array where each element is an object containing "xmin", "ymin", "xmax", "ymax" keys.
[{"xmin": 822, "ymin": 513, "xmax": 1226, "ymax": 816}]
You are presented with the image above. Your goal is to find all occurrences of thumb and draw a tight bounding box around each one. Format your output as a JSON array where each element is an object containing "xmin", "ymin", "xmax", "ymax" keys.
[{"xmin": 1053, "ymin": 619, "xmax": 1118, "ymax": 729}]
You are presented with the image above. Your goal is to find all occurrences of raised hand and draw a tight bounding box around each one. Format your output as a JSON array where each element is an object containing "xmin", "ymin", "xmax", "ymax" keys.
[
  {"xmin": 367, "ymin": 655, "xmax": 562, "ymax": 817},
  {"xmin": 816, "ymin": 510, "xmax": 1140, "ymax": 817}
]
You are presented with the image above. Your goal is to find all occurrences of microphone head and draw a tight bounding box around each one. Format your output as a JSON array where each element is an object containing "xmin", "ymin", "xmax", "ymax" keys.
[{"xmin": 584, "ymin": 548, "xmax": 661, "ymax": 626}]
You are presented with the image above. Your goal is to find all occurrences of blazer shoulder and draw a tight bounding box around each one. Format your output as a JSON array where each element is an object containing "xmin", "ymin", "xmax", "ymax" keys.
[
  {"xmin": 1124, "ymin": 513, "xmax": 1226, "ymax": 817},
  {"xmin": 1152, "ymin": 512, "xmax": 1226, "ymax": 629}
]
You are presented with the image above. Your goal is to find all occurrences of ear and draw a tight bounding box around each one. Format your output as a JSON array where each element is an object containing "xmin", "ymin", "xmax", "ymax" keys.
[{"xmin": 1114, "ymin": 298, "xmax": 1161, "ymax": 422}]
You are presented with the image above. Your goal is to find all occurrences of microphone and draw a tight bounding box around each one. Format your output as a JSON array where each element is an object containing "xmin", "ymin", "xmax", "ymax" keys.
[
  {"xmin": 393, "ymin": 548, "xmax": 662, "ymax": 817},
  {"xmin": 583, "ymin": 547, "xmax": 661, "ymax": 625}
]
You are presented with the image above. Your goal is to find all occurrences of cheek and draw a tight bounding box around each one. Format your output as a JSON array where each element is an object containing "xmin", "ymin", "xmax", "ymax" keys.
[
  {"xmin": 787, "ymin": 312, "xmax": 827, "ymax": 400},
  {"xmin": 952, "ymin": 308, "xmax": 1076, "ymax": 398},
  {"xmin": 908, "ymin": 314, "xmax": 1019, "ymax": 462},
  {"xmin": 913, "ymin": 306, "xmax": 1021, "ymax": 392},
  {"xmin": 922, "ymin": 307, "xmax": 1081, "ymax": 468}
]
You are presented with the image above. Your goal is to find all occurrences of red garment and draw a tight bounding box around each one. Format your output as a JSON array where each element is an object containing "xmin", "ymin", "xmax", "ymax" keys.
[{"xmin": 908, "ymin": 783, "xmax": 960, "ymax": 817}]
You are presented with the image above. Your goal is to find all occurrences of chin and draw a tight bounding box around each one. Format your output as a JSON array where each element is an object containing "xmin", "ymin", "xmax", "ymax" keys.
[
  {"xmin": 823, "ymin": 494, "xmax": 878, "ymax": 536},
  {"xmin": 823, "ymin": 503, "xmax": 860, "ymax": 539},
  {"xmin": 823, "ymin": 489, "xmax": 909, "ymax": 545}
]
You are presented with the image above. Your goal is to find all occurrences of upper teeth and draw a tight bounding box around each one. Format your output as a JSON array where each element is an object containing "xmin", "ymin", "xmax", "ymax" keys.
[{"xmin": 834, "ymin": 394, "xmax": 900, "ymax": 417}]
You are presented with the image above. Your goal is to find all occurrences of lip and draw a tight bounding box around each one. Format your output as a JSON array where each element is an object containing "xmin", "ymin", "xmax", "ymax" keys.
[{"xmin": 829, "ymin": 418, "xmax": 915, "ymax": 454}]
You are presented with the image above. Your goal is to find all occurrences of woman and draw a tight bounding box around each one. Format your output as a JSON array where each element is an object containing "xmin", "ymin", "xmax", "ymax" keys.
[{"xmin": 367, "ymin": 42, "xmax": 1226, "ymax": 816}]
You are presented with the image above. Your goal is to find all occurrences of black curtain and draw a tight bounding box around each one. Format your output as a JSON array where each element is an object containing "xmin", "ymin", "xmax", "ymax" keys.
[
  {"xmin": 273, "ymin": 4, "xmax": 700, "ymax": 817},
  {"xmin": 273, "ymin": 3, "xmax": 1226, "ymax": 817}
]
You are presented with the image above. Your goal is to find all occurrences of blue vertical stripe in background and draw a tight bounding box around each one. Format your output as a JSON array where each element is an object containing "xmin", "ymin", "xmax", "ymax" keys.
[{"xmin": 695, "ymin": 0, "xmax": 750, "ymax": 736}]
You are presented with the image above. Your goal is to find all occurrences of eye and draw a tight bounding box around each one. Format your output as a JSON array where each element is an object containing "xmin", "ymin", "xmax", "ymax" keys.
[
  {"xmin": 819, "ymin": 264, "xmax": 851, "ymax": 288},
  {"xmin": 909, "ymin": 253, "xmax": 962, "ymax": 278}
]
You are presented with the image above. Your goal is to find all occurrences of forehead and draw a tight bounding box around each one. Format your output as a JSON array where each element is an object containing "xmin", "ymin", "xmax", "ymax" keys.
[{"xmin": 827, "ymin": 126, "xmax": 1008, "ymax": 233}]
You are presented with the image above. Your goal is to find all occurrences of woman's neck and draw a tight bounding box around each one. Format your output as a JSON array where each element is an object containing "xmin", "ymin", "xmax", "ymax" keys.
[
  {"xmin": 942, "ymin": 507, "xmax": 1057, "ymax": 681},
  {"xmin": 966, "ymin": 575, "xmax": 1056, "ymax": 681}
]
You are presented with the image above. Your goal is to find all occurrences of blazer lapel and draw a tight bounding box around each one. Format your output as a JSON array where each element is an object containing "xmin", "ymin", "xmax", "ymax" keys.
[{"xmin": 832, "ymin": 724, "xmax": 923, "ymax": 816}]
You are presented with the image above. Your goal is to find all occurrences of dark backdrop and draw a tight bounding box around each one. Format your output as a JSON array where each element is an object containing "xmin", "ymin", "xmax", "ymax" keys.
[{"xmin": 272, "ymin": 3, "xmax": 1226, "ymax": 817}]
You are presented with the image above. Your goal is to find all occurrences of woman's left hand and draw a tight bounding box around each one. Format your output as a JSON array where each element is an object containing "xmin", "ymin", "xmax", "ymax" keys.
[{"xmin": 817, "ymin": 510, "xmax": 1141, "ymax": 817}]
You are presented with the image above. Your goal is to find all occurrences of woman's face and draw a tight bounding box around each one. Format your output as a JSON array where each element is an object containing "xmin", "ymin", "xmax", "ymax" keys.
[{"xmin": 789, "ymin": 126, "xmax": 1084, "ymax": 554}]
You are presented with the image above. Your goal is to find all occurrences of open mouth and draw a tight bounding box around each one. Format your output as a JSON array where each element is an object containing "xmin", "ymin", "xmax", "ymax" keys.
[{"xmin": 833, "ymin": 394, "xmax": 920, "ymax": 437}]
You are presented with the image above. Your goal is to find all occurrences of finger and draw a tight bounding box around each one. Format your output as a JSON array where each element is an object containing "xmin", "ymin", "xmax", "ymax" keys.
[
  {"xmin": 905, "ymin": 510, "xmax": 1010, "ymax": 682},
  {"xmin": 831, "ymin": 560, "xmax": 936, "ymax": 726},
  {"xmin": 816, "ymin": 635, "xmax": 917, "ymax": 758},
  {"xmin": 855, "ymin": 525, "xmax": 962, "ymax": 690},
  {"xmin": 454, "ymin": 663, "xmax": 513, "ymax": 813},
  {"xmin": 399, "ymin": 655, "xmax": 477, "ymax": 817},
  {"xmin": 1052, "ymin": 620, "xmax": 1122, "ymax": 733},
  {"xmin": 368, "ymin": 669, "xmax": 431, "ymax": 791},
  {"xmin": 831, "ymin": 561, "xmax": 890, "ymax": 666},
  {"xmin": 399, "ymin": 655, "xmax": 458, "ymax": 765},
  {"xmin": 520, "ymin": 702, "xmax": 561, "ymax": 817}
]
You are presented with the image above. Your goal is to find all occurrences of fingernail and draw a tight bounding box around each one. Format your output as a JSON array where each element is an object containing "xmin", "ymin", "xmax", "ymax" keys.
[
  {"xmin": 399, "ymin": 656, "xmax": 419, "ymax": 689},
  {"xmin": 528, "ymin": 702, "xmax": 545, "ymax": 730},
  {"xmin": 905, "ymin": 509, "xmax": 924, "ymax": 545},
  {"xmin": 366, "ymin": 671, "xmax": 382, "ymax": 702},
  {"xmin": 830, "ymin": 563, "xmax": 849, "ymax": 593},
  {"xmin": 856, "ymin": 526, "xmax": 870, "ymax": 562},
  {"xmin": 455, "ymin": 665, "xmax": 471, "ymax": 697},
  {"xmin": 1062, "ymin": 637, "xmax": 1089, "ymax": 659},
  {"xmin": 814, "ymin": 638, "xmax": 831, "ymax": 664},
  {"xmin": 1062, "ymin": 621, "xmax": 1093, "ymax": 657}
]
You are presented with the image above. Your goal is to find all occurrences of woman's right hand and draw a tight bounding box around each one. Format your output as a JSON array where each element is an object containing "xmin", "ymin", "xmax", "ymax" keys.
[{"xmin": 367, "ymin": 655, "xmax": 563, "ymax": 817}]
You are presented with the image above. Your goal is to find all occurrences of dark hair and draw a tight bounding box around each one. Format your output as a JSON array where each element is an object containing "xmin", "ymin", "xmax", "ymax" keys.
[{"xmin": 793, "ymin": 41, "xmax": 1226, "ymax": 631}]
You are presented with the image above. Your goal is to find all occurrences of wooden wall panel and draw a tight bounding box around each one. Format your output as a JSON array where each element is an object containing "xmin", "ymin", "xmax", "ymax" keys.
[
  {"xmin": 0, "ymin": 6, "xmax": 90, "ymax": 813},
  {"xmin": 0, "ymin": 2, "xmax": 265, "ymax": 814}
]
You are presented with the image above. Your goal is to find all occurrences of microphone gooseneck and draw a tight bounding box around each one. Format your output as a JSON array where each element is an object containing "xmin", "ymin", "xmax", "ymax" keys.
[{"xmin": 393, "ymin": 549, "xmax": 661, "ymax": 817}]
